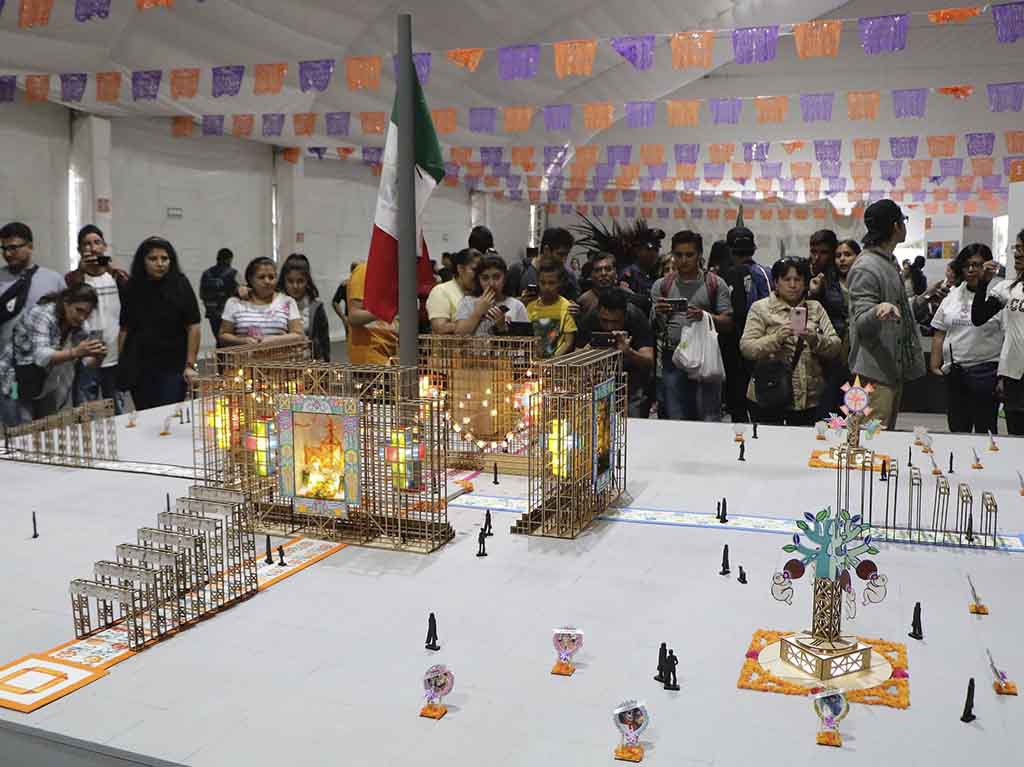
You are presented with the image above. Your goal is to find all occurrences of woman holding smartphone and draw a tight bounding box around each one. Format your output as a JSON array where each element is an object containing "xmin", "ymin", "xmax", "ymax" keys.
[
  {"xmin": 740, "ymin": 257, "xmax": 840, "ymax": 426},
  {"xmin": 454, "ymin": 255, "xmax": 528, "ymax": 336}
]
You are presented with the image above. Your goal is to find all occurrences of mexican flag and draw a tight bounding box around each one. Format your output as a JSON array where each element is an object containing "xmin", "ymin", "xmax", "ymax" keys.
[{"xmin": 363, "ymin": 59, "xmax": 446, "ymax": 323}]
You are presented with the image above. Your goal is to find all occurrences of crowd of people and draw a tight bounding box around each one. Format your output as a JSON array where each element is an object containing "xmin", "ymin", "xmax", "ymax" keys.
[
  {"xmin": 2, "ymin": 200, "xmax": 1022, "ymax": 436},
  {"xmin": 401, "ymin": 201, "xmax": 1024, "ymax": 435},
  {"xmin": 0, "ymin": 222, "xmax": 331, "ymax": 426}
]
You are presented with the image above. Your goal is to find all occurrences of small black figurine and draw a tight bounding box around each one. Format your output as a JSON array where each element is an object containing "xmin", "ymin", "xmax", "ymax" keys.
[
  {"xmin": 908, "ymin": 445, "xmax": 912, "ymax": 467},
  {"xmin": 166, "ymin": 492, "xmax": 171, "ymax": 513},
  {"xmin": 966, "ymin": 512, "xmax": 975, "ymax": 543},
  {"xmin": 484, "ymin": 509, "xmax": 493, "ymax": 537},
  {"xmin": 880, "ymin": 459, "xmax": 888, "ymax": 482},
  {"xmin": 752, "ymin": 422, "xmax": 758, "ymax": 439},
  {"xmin": 738, "ymin": 566, "xmax": 747, "ymax": 585},
  {"xmin": 949, "ymin": 452, "xmax": 954, "ymax": 474},
  {"xmin": 492, "ymin": 461, "xmax": 499, "ymax": 485},
  {"xmin": 264, "ymin": 534, "xmax": 273, "ymax": 565},
  {"xmin": 185, "ymin": 405, "xmax": 191, "ymax": 424},
  {"xmin": 477, "ymin": 528, "xmax": 488, "ymax": 557},
  {"xmin": 663, "ymin": 650, "xmax": 680, "ymax": 691},
  {"xmin": 31, "ymin": 511, "xmax": 39, "ymax": 539},
  {"xmin": 738, "ymin": 442, "xmax": 746, "ymax": 462},
  {"xmin": 277, "ymin": 545, "xmax": 286, "ymax": 567},
  {"xmin": 178, "ymin": 407, "xmax": 184, "ymax": 425},
  {"xmin": 720, "ymin": 544, "xmax": 731, "ymax": 576},
  {"xmin": 960, "ymin": 678, "xmax": 977, "ymax": 723},
  {"xmin": 425, "ymin": 612, "xmax": 440, "ymax": 651},
  {"xmin": 720, "ymin": 497, "xmax": 728, "ymax": 524},
  {"xmin": 908, "ymin": 601, "xmax": 923, "ymax": 640},
  {"xmin": 654, "ymin": 642, "xmax": 667, "ymax": 683}
]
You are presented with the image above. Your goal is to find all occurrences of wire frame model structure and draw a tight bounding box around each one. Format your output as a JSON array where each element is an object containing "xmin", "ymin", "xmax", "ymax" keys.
[
  {"xmin": 192, "ymin": 361, "xmax": 452, "ymax": 553},
  {"xmin": 418, "ymin": 334, "xmax": 540, "ymax": 475},
  {"xmin": 865, "ymin": 458, "xmax": 1002, "ymax": 548},
  {"xmin": 1, "ymin": 399, "xmax": 117, "ymax": 466},
  {"xmin": 771, "ymin": 447, "xmax": 888, "ymax": 681},
  {"xmin": 70, "ymin": 486, "xmax": 256, "ymax": 650},
  {"xmin": 513, "ymin": 349, "xmax": 627, "ymax": 539}
]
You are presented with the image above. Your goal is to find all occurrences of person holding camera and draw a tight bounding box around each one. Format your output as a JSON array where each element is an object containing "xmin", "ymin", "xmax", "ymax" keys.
[
  {"xmin": 64, "ymin": 225, "xmax": 127, "ymax": 412},
  {"xmin": 454, "ymin": 255, "xmax": 528, "ymax": 336},
  {"xmin": 12, "ymin": 283, "xmax": 104, "ymax": 421},
  {"xmin": 740, "ymin": 258, "xmax": 840, "ymax": 426},
  {"xmin": 577, "ymin": 288, "xmax": 654, "ymax": 417},
  {"xmin": 651, "ymin": 231, "xmax": 732, "ymax": 422}
]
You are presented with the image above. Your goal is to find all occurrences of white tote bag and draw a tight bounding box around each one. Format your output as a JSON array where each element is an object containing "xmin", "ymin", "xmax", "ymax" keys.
[{"xmin": 672, "ymin": 312, "xmax": 725, "ymax": 382}]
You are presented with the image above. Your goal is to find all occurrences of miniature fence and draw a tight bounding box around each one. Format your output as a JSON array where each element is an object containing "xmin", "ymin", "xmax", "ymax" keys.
[{"xmin": 1, "ymin": 399, "xmax": 117, "ymax": 466}]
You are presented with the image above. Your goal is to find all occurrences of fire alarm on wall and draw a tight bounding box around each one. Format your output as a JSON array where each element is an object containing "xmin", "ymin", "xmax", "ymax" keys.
[
  {"xmin": 96, "ymin": 198, "xmax": 111, "ymax": 213},
  {"xmin": 166, "ymin": 207, "xmax": 184, "ymax": 219},
  {"xmin": 296, "ymin": 232, "xmax": 305, "ymax": 243}
]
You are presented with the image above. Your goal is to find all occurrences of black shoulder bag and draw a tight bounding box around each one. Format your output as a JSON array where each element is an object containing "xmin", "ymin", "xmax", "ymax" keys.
[{"xmin": 753, "ymin": 337, "xmax": 805, "ymax": 411}]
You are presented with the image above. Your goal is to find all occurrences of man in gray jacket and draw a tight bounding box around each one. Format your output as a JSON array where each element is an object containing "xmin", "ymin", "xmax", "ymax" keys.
[{"xmin": 848, "ymin": 200, "xmax": 944, "ymax": 429}]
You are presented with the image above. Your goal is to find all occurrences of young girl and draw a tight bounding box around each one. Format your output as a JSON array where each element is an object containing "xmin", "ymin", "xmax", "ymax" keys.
[
  {"xmin": 972, "ymin": 228, "xmax": 1024, "ymax": 435},
  {"xmin": 278, "ymin": 262, "xmax": 331, "ymax": 360},
  {"xmin": 454, "ymin": 255, "xmax": 528, "ymax": 336},
  {"xmin": 219, "ymin": 257, "xmax": 304, "ymax": 347}
]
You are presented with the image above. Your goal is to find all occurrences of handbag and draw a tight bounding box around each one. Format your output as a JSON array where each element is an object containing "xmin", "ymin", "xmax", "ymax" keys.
[
  {"xmin": 0, "ymin": 266, "xmax": 38, "ymax": 324},
  {"xmin": 690, "ymin": 313, "xmax": 726, "ymax": 382},
  {"xmin": 753, "ymin": 337, "xmax": 805, "ymax": 410}
]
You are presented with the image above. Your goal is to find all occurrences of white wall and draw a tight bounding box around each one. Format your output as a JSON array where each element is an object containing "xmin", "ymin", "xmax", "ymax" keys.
[
  {"xmin": 0, "ymin": 100, "xmax": 70, "ymax": 274},
  {"xmin": 110, "ymin": 120, "xmax": 274, "ymax": 348},
  {"xmin": 285, "ymin": 157, "xmax": 473, "ymax": 297},
  {"xmin": 481, "ymin": 194, "xmax": 530, "ymax": 264}
]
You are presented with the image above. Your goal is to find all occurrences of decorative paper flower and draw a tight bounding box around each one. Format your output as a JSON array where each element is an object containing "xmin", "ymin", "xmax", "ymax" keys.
[
  {"xmin": 862, "ymin": 419, "xmax": 883, "ymax": 439},
  {"xmin": 827, "ymin": 414, "xmax": 847, "ymax": 430}
]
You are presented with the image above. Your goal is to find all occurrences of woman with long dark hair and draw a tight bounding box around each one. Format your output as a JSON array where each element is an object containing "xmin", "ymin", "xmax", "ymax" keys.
[
  {"xmin": 118, "ymin": 237, "xmax": 201, "ymax": 410},
  {"xmin": 13, "ymin": 283, "xmax": 102, "ymax": 420},
  {"xmin": 973, "ymin": 229, "xmax": 1024, "ymax": 435},
  {"xmin": 277, "ymin": 260, "xmax": 330, "ymax": 360},
  {"xmin": 931, "ymin": 244, "xmax": 1003, "ymax": 433}
]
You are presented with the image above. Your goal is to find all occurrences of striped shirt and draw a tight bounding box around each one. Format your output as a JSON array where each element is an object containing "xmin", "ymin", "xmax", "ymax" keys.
[{"xmin": 222, "ymin": 293, "xmax": 300, "ymax": 338}]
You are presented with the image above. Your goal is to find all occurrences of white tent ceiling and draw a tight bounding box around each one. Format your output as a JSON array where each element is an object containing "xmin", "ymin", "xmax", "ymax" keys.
[{"xmin": 1, "ymin": 0, "xmax": 1022, "ymax": 207}]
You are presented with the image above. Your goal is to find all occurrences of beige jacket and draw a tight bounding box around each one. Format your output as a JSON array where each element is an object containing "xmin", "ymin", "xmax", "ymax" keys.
[{"xmin": 740, "ymin": 295, "xmax": 841, "ymax": 411}]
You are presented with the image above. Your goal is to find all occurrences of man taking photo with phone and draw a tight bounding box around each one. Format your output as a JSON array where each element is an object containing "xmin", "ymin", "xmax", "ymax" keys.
[
  {"xmin": 651, "ymin": 231, "xmax": 733, "ymax": 421},
  {"xmin": 576, "ymin": 288, "xmax": 654, "ymax": 417},
  {"xmin": 64, "ymin": 225, "xmax": 128, "ymax": 411}
]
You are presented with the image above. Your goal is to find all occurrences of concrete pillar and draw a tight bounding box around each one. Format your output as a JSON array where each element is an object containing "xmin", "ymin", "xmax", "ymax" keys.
[
  {"xmin": 272, "ymin": 150, "xmax": 302, "ymax": 261},
  {"xmin": 69, "ymin": 114, "xmax": 112, "ymax": 263}
]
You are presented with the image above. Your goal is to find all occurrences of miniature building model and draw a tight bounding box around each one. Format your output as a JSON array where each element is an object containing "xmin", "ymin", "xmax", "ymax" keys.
[
  {"xmin": 2, "ymin": 399, "xmax": 117, "ymax": 466},
  {"xmin": 513, "ymin": 349, "xmax": 628, "ymax": 539},
  {"xmin": 418, "ymin": 334, "xmax": 540, "ymax": 475},
  {"xmin": 192, "ymin": 361, "xmax": 452, "ymax": 553},
  {"xmin": 70, "ymin": 487, "xmax": 256, "ymax": 650}
]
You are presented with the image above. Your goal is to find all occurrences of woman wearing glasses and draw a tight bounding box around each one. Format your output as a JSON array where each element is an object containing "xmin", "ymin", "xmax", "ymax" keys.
[
  {"xmin": 972, "ymin": 229, "xmax": 1024, "ymax": 435},
  {"xmin": 930, "ymin": 245, "xmax": 1003, "ymax": 433}
]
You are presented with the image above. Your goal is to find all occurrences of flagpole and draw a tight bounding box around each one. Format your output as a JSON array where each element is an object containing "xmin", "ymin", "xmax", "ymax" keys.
[{"xmin": 396, "ymin": 13, "xmax": 418, "ymax": 370}]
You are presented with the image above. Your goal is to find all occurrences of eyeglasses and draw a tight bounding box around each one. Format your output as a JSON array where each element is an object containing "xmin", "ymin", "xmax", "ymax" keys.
[
  {"xmin": 962, "ymin": 262, "xmax": 985, "ymax": 271},
  {"xmin": 1, "ymin": 241, "xmax": 28, "ymax": 253}
]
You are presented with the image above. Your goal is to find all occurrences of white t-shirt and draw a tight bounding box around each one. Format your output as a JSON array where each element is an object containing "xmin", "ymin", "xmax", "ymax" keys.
[
  {"xmin": 930, "ymin": 283, "xmax": 1003, "ymax": 371},
  {"xmin": 83, "ymin": 272, "xmax": 120, "ymax": 367},
  {"xmin": 455, "ymin": 295, "xmax": 528, "ymax": 335},
  {"xmin": 990, "ymin": 280, "xmax": 1024, "ymax": 379},
  {"xmin": 222, "ymin": 293, "xmax": 300, "ymax": 338}
]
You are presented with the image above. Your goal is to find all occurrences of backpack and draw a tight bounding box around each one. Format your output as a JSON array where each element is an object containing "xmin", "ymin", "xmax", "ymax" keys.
[
  {"xmin": 659, "ymin": 270, "xmax": 719, "ymax": 308},
  {"xmin": 0, "ymin": 266, "xmax": 38, "ymax": 325},
  {"xmin": 200, "ymin": 266, "xmax": 236, "ymax": 311}
]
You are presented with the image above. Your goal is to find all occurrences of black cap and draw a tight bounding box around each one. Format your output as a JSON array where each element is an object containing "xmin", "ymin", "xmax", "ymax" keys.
[
  {"xmin": 864, "ymin": 199, "xmax": 903, "ymax": 234},
  {"xmin": 727, "ymin": 227, "xmax": 755, "ymax": 251}
]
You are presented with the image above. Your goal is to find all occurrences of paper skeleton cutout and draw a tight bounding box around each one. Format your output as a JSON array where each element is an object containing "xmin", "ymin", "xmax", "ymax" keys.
[
  {"xmin": 771, "ymin": 572, "xmax": 794, "ymax": 605},
  {"xmin": 862, "ymin": 574, "xmax": 887, "ymax": 606}
]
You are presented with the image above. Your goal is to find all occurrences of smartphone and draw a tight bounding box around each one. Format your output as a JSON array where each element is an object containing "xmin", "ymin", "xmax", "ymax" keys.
[
  {"xmin": 791, "ymin": 306, "xmax": 808, "ymax": 335},
  {"xmin": 591, "ymin": 332, "xmax": 616, "ymax": 349},
  {"xmin": 525, "ymin": 283, "xmax": 538, "ymax": 294},
  {"xmin": 86, "ymin": 329, "xmax": 104, "ymax": 342}
]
